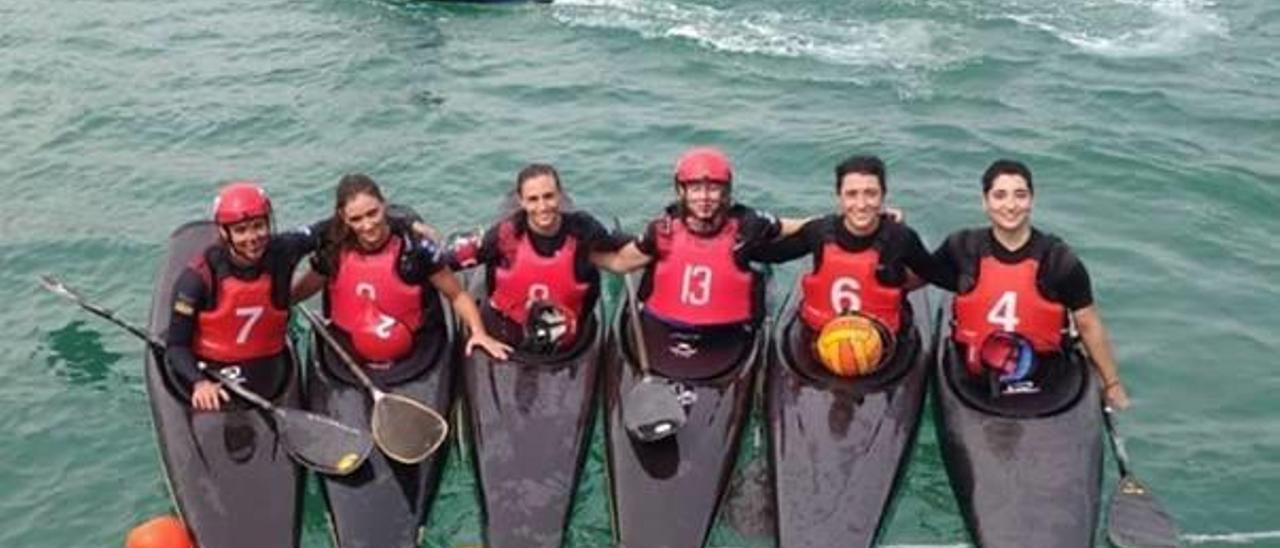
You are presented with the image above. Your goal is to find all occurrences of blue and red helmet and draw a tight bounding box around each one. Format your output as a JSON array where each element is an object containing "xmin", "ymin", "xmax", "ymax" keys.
[{"xmin": 978, "ymin": 331, "xmax": 1036, "ymax": 382}]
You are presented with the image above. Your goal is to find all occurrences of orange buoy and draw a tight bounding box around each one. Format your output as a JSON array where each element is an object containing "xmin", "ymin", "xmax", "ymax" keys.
[{"xmin": 125, "ymin": 515, "xmax": 192, "ymax": 548}]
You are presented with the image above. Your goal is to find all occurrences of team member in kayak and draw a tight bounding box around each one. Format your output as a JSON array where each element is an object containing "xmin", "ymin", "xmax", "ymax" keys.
[
  {"xmin": 448, "ymin": 163, "xmax": 631, "ymax": 351},
  {"xmin": 598, "ymin": 147, "xmax": 806, "ymax": 372},
  {"xmin": 757, "ymin": 154, "xmax": 948, "ymax": 341},
  {"xmin": 933, "ymin": 159, "xmax": 1130, "ymax": 409},
  {"xmin": 296, "ymin": 173, "xmax": 509, "ymax": 372},
  {"xmin": 446, "ymin": 163, "xmax": 630, "ymax": 548},
  {"xmin": 598, "ymin": 146, "xmax": 809, "ymax": 548},
  {"xmin": 758, "ymin": 155, "xmax": 944, "ymax": 548},
  {"xmin": 166, "ymin": 181, "xmax": 328, "ymax": 411}
]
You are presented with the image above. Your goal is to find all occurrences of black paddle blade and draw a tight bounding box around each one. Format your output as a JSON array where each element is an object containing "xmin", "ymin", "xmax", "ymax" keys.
[
  {"xmin": 275, "ymin": 408, "xmax": 373, "ymax": 476},
  {"xmin": 1107, "ymin": 476, "xmax": 1181, "ymax": 548},
  {"xmin": 371, "ymin": 393, "xmax": 449, "ymax": 464},
  {"xmin": 623, "ymin": 376, "xmax": 688, "ymax": 442}
]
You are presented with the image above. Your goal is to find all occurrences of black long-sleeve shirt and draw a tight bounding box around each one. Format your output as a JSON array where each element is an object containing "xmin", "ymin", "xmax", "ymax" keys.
[
  {"xmin": 164, "ymin": 222, "xmax": 327, "ymax": 389},
  {"xmin": 756, "ymin": 214, "xmax": 951, "ymax": 287}
]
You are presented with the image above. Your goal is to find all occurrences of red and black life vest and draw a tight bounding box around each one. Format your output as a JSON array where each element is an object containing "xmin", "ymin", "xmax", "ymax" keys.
[
  {"xmin": 489, "ymin": 219, "xmax": 590, "ymax": 325},
  {"xmin": 191, "ymin": 253, "xmax": 289, "ymax": 363},
  {"xmin": 950, "ymin": 230, "xmax": 1070, "ymax": 371},
  {"xmin": 329, "ymin": 236, "xmax": 423, "ymax": 362},
  {"xmin": 645, "ymin": 216, "xmax": 754, "ymax": 326},
  {"xmin": 800, "ymin": 242, "xmax": 903, "ymax": 332}
]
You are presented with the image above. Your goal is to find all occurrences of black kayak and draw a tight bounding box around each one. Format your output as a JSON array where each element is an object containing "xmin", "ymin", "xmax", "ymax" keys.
[
  {"xmin": 307, "ymin": 294, "xmax": 458, "ymax": 548},
  {"xmin": 604, "ymin": 278, "xmax": 767, "ymax": 548},
  {"xmin": 933, "ymin": 297, "xmax": 1103, "ymax": 548},
  {"xmin": 766, "ymin": 286, "xmax": 932, "ymax": 547},
  {"xmin": 144, "ymin": 221, "xmax": 303, "ymax": 548},
  {"xmin": 461, "ymin": 271, "xmax": 603, "ymax": 548}
]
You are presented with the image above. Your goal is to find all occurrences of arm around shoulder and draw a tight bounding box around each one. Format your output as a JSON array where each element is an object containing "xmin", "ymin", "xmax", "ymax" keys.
[{"xmin": 591, "ymin": 240, "xmax": 652, "ymax": 274}]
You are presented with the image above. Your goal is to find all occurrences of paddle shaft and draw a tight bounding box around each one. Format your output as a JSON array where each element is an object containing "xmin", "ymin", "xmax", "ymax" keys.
[
  {"xmin": 40, "ymin": 275, "xmax": 158, "ymax": 346},
  {"xmin": 39, "ymin": 275, "xmax": 290, "ymax": 413},
  {"xmin": 612, "ymin": 218, "xmax": 655, "ymax": 376},
  {"xmin": 621, "ymin": 272, "xmax": 654, "ymax": 376},
  {"xmin": 1103, "ymin": 407, "xmax": 1133, "ymax": 478},
  {"xmin": 298, "ymin": 306, "xmax": 380, "ymax": 393}
]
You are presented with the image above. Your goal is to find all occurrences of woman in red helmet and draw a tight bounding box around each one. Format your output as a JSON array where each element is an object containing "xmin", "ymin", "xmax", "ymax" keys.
[
  {"xmin": 599, "ymin": 147, "xmax": 808, "ymax": 374},
  {"xmin": 165, "ymin": 181, "xmax": 332, "ymax": 411},
  {"xmin": 297, "ymin": 174, "xmax": 508, "ymax": 382}
]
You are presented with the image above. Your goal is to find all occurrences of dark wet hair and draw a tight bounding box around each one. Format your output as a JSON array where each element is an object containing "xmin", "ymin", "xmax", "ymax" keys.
[
  {"xmin": 835, "ymin": 155, "xmax": 886, "ymax": 194},
  {"xmin": 515, "ymin": 163, "xmax": 562, "ymax": 196},
  {"xmin": 500, "ymin": 163, "xmax": 574, "ymax": 218},
  {"xmin": 981, "ymin": 159, "xmax": 1034, "ymax": 195},
  {"xmin": 318, "ymin": 173, "xmax": 385, "ymax": 276}
]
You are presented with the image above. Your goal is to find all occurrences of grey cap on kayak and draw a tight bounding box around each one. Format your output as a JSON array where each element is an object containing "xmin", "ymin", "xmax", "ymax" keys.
[{"xmin": 623, "ymin": 376, "xmax": 688, "ymax": 442}]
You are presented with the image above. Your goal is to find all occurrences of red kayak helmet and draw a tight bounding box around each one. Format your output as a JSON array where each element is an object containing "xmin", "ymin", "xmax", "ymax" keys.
[
  {"xmin": 212, "ymin": 181, "xmax": 272, "ymax": 225},
  {"xmin": 674, "ymin": 147, "xmax": 732, "ymax": 187}
]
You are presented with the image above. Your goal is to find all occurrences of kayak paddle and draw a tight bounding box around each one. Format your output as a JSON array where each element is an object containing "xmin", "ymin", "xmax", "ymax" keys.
[
  {"xmin": 1103, "ymin": 406, "xmax": 1182, "ymax": 548},
  {"xmin": 298, "ymin": 305, "xmax": 448, "ymax": 464},
  {"xmin": 617, "ymin": 269, "xmax": 689, "ymax": 443},
  {"xmin": 37, "ymin": 274, "xmax": 372, "ymax": 476}
]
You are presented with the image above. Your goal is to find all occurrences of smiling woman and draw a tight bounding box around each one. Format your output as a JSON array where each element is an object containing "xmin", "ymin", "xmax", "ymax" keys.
[{"xmin": 447, "ymin": 163, "xmax": 629, "ymax": 351}]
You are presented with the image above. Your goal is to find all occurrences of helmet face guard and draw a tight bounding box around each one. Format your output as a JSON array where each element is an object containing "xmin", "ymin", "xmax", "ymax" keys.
[{"xmin": 520, "ymin": 300, "xmax": 578, "ymax": 355}]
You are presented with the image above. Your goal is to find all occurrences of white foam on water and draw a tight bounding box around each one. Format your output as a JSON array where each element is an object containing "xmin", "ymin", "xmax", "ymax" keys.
[
  {"xmin": 549, "ymin": 0, "xmax": 974, "ymax": 71},
  {"xmin": 1183, "ymin": 530, "xmax": 1280, "ymax": 544},
  {"xmin": 1000, "ymin": 0, "xmax": 1228, "ymax": 57}
]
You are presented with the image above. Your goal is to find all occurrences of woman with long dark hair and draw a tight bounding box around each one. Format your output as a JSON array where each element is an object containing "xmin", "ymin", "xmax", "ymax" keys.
[{"xmin": 299, "ymin": 173, "xmax": 508, "ymax": 373}]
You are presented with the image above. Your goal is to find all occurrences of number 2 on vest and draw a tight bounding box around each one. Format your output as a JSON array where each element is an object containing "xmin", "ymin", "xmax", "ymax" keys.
[
  {"xmin": 681, "ymin": 265, "xmax": 713, "ymax": 306},
  {"xmin": 987, "ymin": 291, "xmax": 1019, "ymax": 332}
]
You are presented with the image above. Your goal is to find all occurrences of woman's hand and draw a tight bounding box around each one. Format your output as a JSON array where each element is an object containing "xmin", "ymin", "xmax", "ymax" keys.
[
  {"xmin": 1104, "ymin": 380, "xmax": 1130, "ymax": 410},
  {"xmin": 191, "ymin": 380, "xmax": 230, "ymax": 411},
  {"xmin": 884, "ymin": 207, "xmax": 905, "ymax": 223},
  {"xmin": 466, "ymin": 332, "xmax": 513, "ymax": 361}
]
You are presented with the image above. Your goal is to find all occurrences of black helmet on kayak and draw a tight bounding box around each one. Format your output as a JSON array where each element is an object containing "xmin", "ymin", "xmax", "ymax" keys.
[{"xmin": 521, "ymin": 300, "xmax": 578, "ymax": 355}]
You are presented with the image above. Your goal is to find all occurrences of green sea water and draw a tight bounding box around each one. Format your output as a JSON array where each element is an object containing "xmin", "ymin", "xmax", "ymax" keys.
[{"xmin": 3, "ymin": 0, "xmax": 1277, "ymax": 546}]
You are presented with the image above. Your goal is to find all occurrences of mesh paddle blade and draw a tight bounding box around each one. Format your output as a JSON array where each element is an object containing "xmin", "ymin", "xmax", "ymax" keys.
[
  {"xmin": 1108, "ymin": 477, "xmax": 1182, "ymax": 548},
  {"xmin": 371, "ymin": 393, "xmax": 449, "ymax": 464},
  {"xmin": 277, "ymin": 409, "xmax": 373, "ymax": 476}
]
